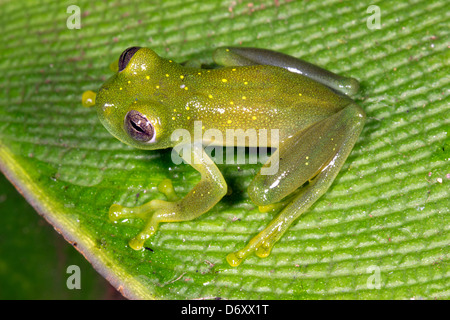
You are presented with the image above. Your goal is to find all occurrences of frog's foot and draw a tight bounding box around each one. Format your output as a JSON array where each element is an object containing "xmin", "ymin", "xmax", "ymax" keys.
[
  {"xmin": 109, "ymin": 179, "xmax": 180, "ymax": 250},
  {"xmin": 109, "ymin": 198, "xmax": 176, "ymax": 250},
  {"xmin": 156, "ymin": 178, "xmax": 180, "ymax": 202},
  {"xmin": 226, "ymin": 200, "xmax": 290, "ymax": 266},
  {"xmin": 226, "ymin": 226, "xmax": 279, "ymax": 267}
]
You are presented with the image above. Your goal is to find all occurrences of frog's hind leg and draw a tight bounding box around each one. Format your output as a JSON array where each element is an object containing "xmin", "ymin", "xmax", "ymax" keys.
[
  {"xmin": 213, "ymin": 47, "xmax": 359, "ymax": 96},
  {"xmin": 227, "ymin": 103, "xmax": 365, "ymax": 267}
]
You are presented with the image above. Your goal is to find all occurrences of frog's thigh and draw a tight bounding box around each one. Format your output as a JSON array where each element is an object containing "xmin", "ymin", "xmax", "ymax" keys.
[
  {"xmin": 213, "ymin": 47, "xmax": 359, "ymax": 96},
  {"xmin": 228, "ymin": 103, "xmax": 365, "ymax": 266},
  {"xmin": 112, "ymin": 143, "xmax": 227, "ymax": 250}
]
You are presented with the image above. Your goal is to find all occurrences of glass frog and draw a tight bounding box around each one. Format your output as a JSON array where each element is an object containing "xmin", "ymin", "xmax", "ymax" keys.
[{"xmin": 84, "ymin": 46, "xmax": 365, "ymax": 267}]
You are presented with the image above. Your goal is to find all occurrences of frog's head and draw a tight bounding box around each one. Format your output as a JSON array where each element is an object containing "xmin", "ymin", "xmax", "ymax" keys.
[{"xmin": 95, "ymin": 47, "xmax": 172, "ymax": 150}]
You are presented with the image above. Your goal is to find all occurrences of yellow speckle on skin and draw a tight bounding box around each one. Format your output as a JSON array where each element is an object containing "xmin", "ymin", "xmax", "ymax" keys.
[
  {"xmin": 227, "ymin": 120, "xmax": 232, "ymax": 124},
  {"xmin": 173, "ymin": 109, "xmax": 177, "ymax": 112},
  {"xmin": 244, "ymin": 81, "xmax": 248, "ymax": 85},
  {"xmin": 156, "ymin": 85, "xmax": 159, "ymax": 89},
  {"xmin": 119, "ymin": 87, "xmax": 122, "ymax": 90},
  {"xmin": 242, "ymin": 96, "xmax": 246, "ymax": 100},
  {"xmin": 222, "ymin": 78, "xmax": 227, "ymax": 82},
  {"xmin": 128, "ymin": 81, "xmax": 131, "ymax": 84},
  {"xmin": 180, "ymin": 75, "xmax": 184, "ymax": 79},
  {"xmin": 202, "ymin": 126, "xmax": 205, "ymax": 130},
  {"xmin": 299, "ymin": 93, "xmax": 302, "ymax": 96},
  {"xmin": 230, "ymin": 101, "xmax": 234, "ymax": 105},
  {"xmin": 232, "ymin": 68, "xmax": 236, "ymax": 71},
  {"xmin": 169, "ymin": 60, "xmax": 172, "ymax": 63},
  {"xmin": 184, "ymin": 87, "xmax": 188, "ymax": 90},
  {"xmin": 166, "ymin": 74, "xmax": 169, "ymax": 77},
  {"xmin": 186, "ymin": 106, "xmax": 190, "ymax": 111},
  {"xmin": 252, "ymin": 116, "xmax": 257, "ymax": 120},
  {"xmin": 187, "ymin": 116, "xmax": 190, "ymax": 120},
  {"xmin": 172, "ymin": 117, "xmax": 176, "ymax": 120},
  {"xmin": 198, "ymin": 72, "xmax": 201, "ymax": 75},
  {"xmin": 208, "ymin": 94, "xmax": 213, "ymax": 99},
  {"xmin": 146, "ymin": 76, "xmax": 150, "ymax": 80}
]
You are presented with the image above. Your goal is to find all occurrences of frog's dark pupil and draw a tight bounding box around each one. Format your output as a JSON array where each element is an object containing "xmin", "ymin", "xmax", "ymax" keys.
[
  {"xmin": 118, "ymin": 46, "xmax": 141, "ymax": 72},
  {"xmin": 130, "ymin": 119, "xmax": 144, "ymax": 133}
]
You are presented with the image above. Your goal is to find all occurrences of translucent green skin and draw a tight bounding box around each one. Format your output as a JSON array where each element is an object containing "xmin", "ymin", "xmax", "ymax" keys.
[{"xmin": 95, "ymin": 47, "xmax": 366, "ymax": 267}]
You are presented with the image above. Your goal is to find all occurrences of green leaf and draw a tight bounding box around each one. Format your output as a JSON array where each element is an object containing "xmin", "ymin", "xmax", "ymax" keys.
[{"xmin": 0, "ymin": 0, "xmax": 448, "ymax": 299}]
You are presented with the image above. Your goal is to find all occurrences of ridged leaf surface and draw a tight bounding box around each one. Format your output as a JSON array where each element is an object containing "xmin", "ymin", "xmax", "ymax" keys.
[{"xmin": 0, "ymin": 0, "xmax": 448, "ymax": 299}]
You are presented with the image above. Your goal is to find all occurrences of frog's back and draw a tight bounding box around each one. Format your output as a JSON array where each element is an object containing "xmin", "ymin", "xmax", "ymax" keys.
[{"xmin": 181, "ymin": 64, "xmax": 352, "ymax": 143}]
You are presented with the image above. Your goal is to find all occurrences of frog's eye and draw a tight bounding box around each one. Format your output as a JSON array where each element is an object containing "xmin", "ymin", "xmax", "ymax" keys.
[
  {"xmin": 118, "ymin": 47, "xmax": 141, "ymax": 72},
  {"xmin": 124, "ymin": 110, "xmax": 155, "ymax": 143}
]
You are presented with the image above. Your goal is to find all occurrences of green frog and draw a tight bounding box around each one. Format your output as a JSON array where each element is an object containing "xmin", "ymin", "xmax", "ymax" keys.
[{"xmin": 83, "ymin": 46, "xmax": 365, "ymax": 266}]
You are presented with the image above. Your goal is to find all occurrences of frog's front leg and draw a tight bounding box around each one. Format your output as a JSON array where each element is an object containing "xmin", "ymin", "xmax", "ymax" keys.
[
  {"xmin": 213, "ymin": 47, "xmax": 359, "ymax": 96},
  {"xmin": 227, "ymin": 103, "xmax": 365, "ymax": 267},
  {"xmin": 109, "ymin": 143, "xmax": 227, "ymax": 250}
]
